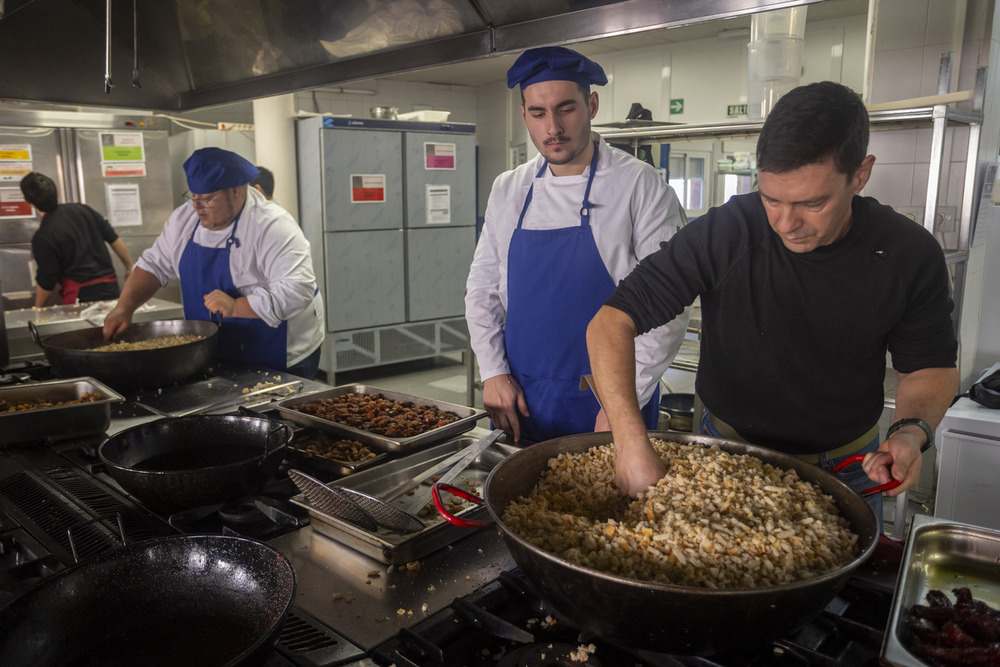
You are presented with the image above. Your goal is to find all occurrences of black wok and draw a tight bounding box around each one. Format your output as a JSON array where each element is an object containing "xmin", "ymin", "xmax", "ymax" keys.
[
  {"xmin": 0, "ymin": 534, "xmax": 295, "ymax": 667},
  {"xmin": 29, "ymin": 319, "xmax": 218, "ymax": 391},
  {"xmin": 481, "ymin": 431, "xmax": 879, "ymax": 656},
  {"xmin": 99, "ymin": 414, "xmax": 292, "ymax": 508}
]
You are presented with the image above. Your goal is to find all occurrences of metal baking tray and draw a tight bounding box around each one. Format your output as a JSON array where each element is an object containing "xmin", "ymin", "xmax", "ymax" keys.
[
  {"xmin": 291, "ymin": 432, "xmax": 517, "ymax": 564},
  {"xmin": 285, "ymin": 428, "xmax": 389, "ymax": 476},
  {"xmin": 881, "ymin": 513, "xmax": 1000, "ymax": 666},
  {"xmin": 0, "ymin": 377, "xmax": 125, "ymax": 446},
  {"xmin": 273, "ymin": 384, "xmax": 487, "ymax": 454}
]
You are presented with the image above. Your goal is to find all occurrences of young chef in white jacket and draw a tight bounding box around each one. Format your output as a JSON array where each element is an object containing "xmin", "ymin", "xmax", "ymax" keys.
[
  {"xmin": 103, "ymin": 148, "xmax": 325, "ymax": 378},
  {"xmin": 465, "ymin": 46, "xmax": 689, "ymax": 443}
]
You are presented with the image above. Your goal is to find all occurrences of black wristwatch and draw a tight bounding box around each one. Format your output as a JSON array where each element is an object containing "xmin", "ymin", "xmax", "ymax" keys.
[{"xmin": 886, "ymin": 417, "xmax": 935, "ymax": 453}]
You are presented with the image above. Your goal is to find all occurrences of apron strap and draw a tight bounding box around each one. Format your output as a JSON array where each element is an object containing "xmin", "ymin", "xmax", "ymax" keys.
[
  {"xmin": 579, "ymin": 141, "xmax": 599, "ymax": 226},
  {"xmin": 515, "ymin": 141, "xmax": 600, "ymax": 231}
]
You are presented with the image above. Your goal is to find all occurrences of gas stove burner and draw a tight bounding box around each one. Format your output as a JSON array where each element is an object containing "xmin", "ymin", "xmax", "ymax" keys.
[
  {"xmin": 497, "ymin": 642, "xmax": 602, "ymax": 667},
  {"xmin": 218, "ymin": 501, "xmax": 267, "ymax": 524}
]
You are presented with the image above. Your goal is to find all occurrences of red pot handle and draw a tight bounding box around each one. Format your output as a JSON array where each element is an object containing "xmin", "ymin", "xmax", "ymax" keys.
[
  {"xmin": 831, "ymin": 454, "xmax": 901, "ymax": 497},
  {"xmin": 432, "ymin": 483, "xmax": 492, "ymax": 529}
]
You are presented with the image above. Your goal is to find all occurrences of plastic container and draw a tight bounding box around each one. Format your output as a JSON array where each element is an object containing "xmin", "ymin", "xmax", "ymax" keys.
[
  {"xmin": 750, "ymin": 6, "xmax": 807, "ymax": 41},
  {"xmin": 747, "ymin": 7, "xmax": 807, "ymax": 120}
]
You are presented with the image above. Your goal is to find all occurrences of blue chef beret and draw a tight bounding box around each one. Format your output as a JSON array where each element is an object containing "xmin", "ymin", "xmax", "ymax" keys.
[
  {"xmin": 506, "ymin": 46, "xmax": 608, "ymax": 90},
  {"xmin": 183, "ymin": 147, "xmax": 259, "ymax": 195}
]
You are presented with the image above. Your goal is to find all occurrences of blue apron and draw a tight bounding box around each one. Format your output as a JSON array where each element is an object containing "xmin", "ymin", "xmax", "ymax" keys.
[
  {"xmin": 504, "ymin": 143, "xmax": 659, "ymax": 442},
  {"xmin": 178, "ymin": 215, "xmax": 288, "ymax": 371}
]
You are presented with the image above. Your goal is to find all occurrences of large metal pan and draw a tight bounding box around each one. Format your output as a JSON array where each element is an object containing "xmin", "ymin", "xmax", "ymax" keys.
[
  {"xmin": 0, "ymin": 534, "xmax": 295, "ymax": 667},
  {"xmin": 99, "ymin": 414, "xmax": 292, "ymax": 508},
  {"xmin": 29, "ymin": 319, "xmax": 218, "ymax": 391},
  {"xmin": 479, "ymin": 431, "xmax": 879, "ymax": 656}
]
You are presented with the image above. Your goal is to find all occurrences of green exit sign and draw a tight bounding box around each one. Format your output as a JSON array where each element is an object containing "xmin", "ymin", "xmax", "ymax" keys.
[
  {"xmin": 669, "ymin": 98, "xmax": 684, "ymax": 114},
  {"xmin": 727, "ymin": 104, "xmax": 748, "ymax": 117}
]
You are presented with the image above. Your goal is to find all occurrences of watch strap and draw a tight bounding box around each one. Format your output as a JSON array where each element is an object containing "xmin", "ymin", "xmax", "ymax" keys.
[{"xmin": 886, "ymin": 417, "xmax": 934, "ymax": 453}]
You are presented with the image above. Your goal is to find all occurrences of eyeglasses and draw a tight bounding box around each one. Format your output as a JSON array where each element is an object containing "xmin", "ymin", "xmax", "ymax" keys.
[{"xmin": 182, "ymin": 191, "xmax": 221, "ymax": 207}]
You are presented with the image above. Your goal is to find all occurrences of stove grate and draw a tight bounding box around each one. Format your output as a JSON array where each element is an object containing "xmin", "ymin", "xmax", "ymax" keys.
[
  {"xmin": 41, "ymin": 466, "xmax": 175, "ymax": 543},
  {"xmin": 0, "ymin": 470, "xmax": 112, "ymax": 563},
  {"xmin": 274, "ymin": 605, "xmax": 368, "ymax": 667}
]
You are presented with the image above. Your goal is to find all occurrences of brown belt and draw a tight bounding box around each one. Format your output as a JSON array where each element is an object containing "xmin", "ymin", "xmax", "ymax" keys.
[{"xmin": 707, "ymin": 413, "xmax": 880, "ymax": 463}]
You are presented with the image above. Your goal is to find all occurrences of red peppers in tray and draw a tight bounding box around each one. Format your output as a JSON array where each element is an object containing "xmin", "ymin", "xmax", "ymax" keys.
[{"xmin": 906, "ymin": 587, "xmax": 1000, "ymax": 665}]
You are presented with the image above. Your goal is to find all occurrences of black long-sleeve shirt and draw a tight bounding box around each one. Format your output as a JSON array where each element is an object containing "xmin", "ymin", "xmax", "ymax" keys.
[
  {"xmin": 31, "ymin": 203, "xmax": 119, "ymax": 290},
  {"xmin": 606, "ymin": 193, "xmax": 957, "ymax": 454}
]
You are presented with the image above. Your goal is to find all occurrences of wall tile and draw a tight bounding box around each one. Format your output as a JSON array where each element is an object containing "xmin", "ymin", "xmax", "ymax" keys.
[
  {"xmin": 865, "ymin": 162, "xmax": 915, "ymax": 204},
  {"xmin": 874, "ymin": 0, "xmax": 930, "ymax": 52},
  {"xmin": 870, "ymin": 129, "xmax": 918, "ymax": 163},
  {"xmin": 926, "ymin": 0, "xmax": 962, "ymax": 45},
  {"xmin": 911, "ymin": 164, "xmax": 931, "ymax": 207},
  {"xmin": 870, "ymin": 48, "xmax": 926, "ymax": 102}
]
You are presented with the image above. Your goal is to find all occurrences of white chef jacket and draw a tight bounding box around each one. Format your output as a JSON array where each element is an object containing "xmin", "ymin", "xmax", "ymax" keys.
[
  {"xmin": 136, "ymin": 187, "xmax": 325, "ymax": 367},
  {"xmin": 465, "ymin": 134, "xmax": 690, "ymax": 406}
]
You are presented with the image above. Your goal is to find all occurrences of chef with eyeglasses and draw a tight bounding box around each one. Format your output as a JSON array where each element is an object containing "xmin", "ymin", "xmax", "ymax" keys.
[{"xmin": 103, "ymin": 148, "xmax": 325, "ymax": 379}]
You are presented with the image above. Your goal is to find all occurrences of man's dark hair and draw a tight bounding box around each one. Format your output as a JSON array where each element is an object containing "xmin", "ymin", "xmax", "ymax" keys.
[
  {"xmin": 251, "ymin": 166, "xmax": 275, "ymax": 199},
  {"xmin": 756, "ymin": 81, "xmax": 869, "ymax": 178},
  {"xmin": 19, "ymin": 172, "xmax": 59, "ymax": 213}
]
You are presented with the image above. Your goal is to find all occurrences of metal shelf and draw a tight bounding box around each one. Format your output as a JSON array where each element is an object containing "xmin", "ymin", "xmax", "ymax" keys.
[{"xmin": 595, "ymin": 104, "xmax": 981, "ymax": 143}]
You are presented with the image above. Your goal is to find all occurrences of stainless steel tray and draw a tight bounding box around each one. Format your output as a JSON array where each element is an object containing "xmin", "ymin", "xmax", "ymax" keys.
[
  {"xmin": 286, "ymin": 428, "xmax": 389, "ymax": 477},
  {"xmin": 0, "ymin": 377, "xmax": 125, "ymax": 446},
  {"xmin": 881, "ymin": 513, "xmax": 1000, "ymax": 666},
  {"xmin": 291, "ymin": 432, "xmax": 517, "ymax": 564},
  {"xmin": 273, "ymin": 384, "xmax": 487, "ymax": 453}
]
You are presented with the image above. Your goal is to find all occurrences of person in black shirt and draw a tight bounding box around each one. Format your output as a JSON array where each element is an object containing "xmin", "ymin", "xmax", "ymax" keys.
[
  {"xmin": 586, "ymin": 82, "xmax": 958, "ymax": 521},
  {"xmin": 21, "ymin": 172, "xmax": 134, "ymax": 306},
  {"xmin": 250, "ymin": 166, "xmax": 274, "ymax": 200}
]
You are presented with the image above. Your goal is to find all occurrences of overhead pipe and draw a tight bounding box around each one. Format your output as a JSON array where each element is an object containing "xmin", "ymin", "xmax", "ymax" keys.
[
  {"xmin": 104, "ymin": 0, "xmax": 113, "ymax": 93},
  {"xmin": 132, "ymin": 0, "xmax": 141, "ymax": 87}
]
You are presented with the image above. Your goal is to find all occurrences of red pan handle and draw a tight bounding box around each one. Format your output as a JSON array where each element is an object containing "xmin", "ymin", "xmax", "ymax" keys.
[
  {"xmin": 432, "ymin": 483, "xmax": 492, "ymax": 529},
  {"xmin": 831, "ymin": 454, "xmax": 901, "ymax": 497}
]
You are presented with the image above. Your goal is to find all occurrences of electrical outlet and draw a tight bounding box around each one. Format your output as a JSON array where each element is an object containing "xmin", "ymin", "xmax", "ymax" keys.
[
  {"xmin": 934, "ymin": 206, "xmax": 957, "ymax": 233},
  {"xmin": 895, "ymin": 206, "xmax": 924, "ymax": 226}
]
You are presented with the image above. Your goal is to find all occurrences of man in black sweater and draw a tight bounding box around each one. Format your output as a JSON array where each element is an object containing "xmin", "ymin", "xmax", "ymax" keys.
[
  {"xmin": 587, "ymin": 82, "xmax": 958, "ymax": 520},
  {"xmin": 21, "ymin": 172, "xmax": 133, "ymax": 306}
]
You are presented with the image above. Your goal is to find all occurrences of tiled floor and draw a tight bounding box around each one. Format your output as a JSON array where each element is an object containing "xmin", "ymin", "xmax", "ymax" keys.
[{"xmin": 332, "ymin": 354, "xmax": 924, "ymax": 536}]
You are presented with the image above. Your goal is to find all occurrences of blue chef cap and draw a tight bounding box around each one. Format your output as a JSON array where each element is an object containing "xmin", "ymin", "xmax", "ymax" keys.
[
  {"xmin": 506, "ymin": 46, "xmax": 608, "ymax": 90},
  {"xmin": 183, "ymin": 147, "xmax": 259, "ymax": 195}
]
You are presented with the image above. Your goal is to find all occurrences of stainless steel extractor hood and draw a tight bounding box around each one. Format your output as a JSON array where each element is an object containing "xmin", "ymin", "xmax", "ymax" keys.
[{"xmin": 0, "ymin": 0, "xmax": 829, "ymax": 111}]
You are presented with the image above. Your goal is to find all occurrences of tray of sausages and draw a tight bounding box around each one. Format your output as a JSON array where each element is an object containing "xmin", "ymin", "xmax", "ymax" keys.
[
  {"xmin": 285, "ymin": 428, "xmax": 389, "ymax": 476},
  {"xmin": 881, "ymin": 513, "xmax": 1000, "ymax": 666},
  {"xmin": 273, "ymin": 384, "xmax": 487, "ymax": 454}
]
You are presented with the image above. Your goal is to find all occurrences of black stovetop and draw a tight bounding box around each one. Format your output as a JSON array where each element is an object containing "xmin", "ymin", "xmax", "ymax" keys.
[
  {"xmin": 0, "ymin": 374, "xmax": 900, "ymax": 666},
  {"xmin": 371, "ymin": 566, "xmax": 895, "ymax": 667}
]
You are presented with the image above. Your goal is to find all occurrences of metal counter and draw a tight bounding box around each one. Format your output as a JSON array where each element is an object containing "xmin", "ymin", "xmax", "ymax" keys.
[
  {"xmin": 268, "ymin": 425, "xmax": 517, "ymax": 652},
  {"xmin": 269, "ymin": 521, "xmax": 515, "ymax": 652}
]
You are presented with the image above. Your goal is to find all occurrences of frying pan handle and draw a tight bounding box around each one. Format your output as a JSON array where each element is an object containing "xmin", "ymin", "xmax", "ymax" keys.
[
  {"xmin": 432, "ymin": 483, "xmax": 492, "ymax": 529},
  {"xmin": 831, "ymin": 454, "xmax": 901, "ymax": 497}
]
